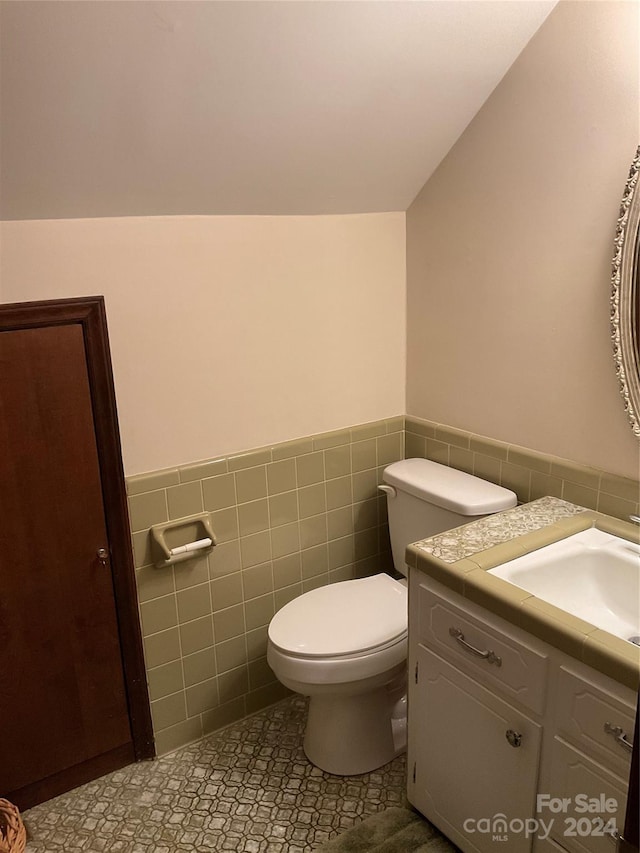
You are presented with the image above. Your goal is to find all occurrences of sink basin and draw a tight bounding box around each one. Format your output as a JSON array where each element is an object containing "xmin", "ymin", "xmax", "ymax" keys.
[{"xmin": 488, "ymin": 527, "xmax": 640, "ymax": 643}]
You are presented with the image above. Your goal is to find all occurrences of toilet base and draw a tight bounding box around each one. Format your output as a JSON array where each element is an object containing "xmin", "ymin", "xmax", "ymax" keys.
[{"xmin": 303, "ymin": 686, "xmax": 406, "ymax": 776}]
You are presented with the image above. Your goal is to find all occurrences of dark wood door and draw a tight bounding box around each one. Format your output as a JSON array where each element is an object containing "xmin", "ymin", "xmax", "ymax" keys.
[{"xmin": 0, "ymin": 297, "xmax": 153, "ymax": 809}]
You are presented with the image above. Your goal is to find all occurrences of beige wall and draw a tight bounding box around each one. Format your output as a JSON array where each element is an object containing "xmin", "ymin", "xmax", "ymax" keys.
[
  {"xmin": 0, "ymin": 214, "xmax": 406, "ymax": 475},
  {"xmin": 406, "ymin": 0, "xmax": 640, "ymax": 480}
]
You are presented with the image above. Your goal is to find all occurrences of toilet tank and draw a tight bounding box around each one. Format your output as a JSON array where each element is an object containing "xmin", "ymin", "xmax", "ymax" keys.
[{"xmin": 381, "ymin": 458, "xmax": 517, "ymax": 577}]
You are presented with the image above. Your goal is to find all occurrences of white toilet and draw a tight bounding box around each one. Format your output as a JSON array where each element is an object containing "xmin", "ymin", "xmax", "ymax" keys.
[{"xmin": 267, "ymin": 457, "xmax": 517, "ymax": 776}]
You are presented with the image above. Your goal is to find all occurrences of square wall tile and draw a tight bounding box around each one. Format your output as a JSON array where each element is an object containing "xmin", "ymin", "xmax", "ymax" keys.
[
  {"xmin": 351, "ymin": 439, "xmax": 377, "ymax": 473},
  {"xmin": 211, "ymin": 572, "xmax": 243, "ymax": 612},
  {"xmin": 298, "ymin": 483, "xmax": 326, "ymax": 518},
  {"xmin": 235, "ymin": 467, "xmax": 268, "ymax": 503},
  {"xmin": 177, "ymin": 583, "xmax": 212, "ymax": 623},
  {"xmin": 186, "ymin": 677, "xmax": 219, "ymax": 716},
  {"xmin": 209, "ymin": 507, "xmax": 239, "ymax": 543},
  {"xmin": 271, "ymin": 522, "xmax": 300, "ymax": 559},
  {"xmin": 242, "ymin": 563, "xmax": 274, "ymax": 600},
  {"xmin": 266, "ymin": 459, "xmax": 297, "ymax": 495},
  {"xmin": 179, "ymin": 615, "xmax": 214, "ymax": 656},
  {"xmin": 269, "ymin": 491, "xmax": 298, "ymax": 528},
  {"xmin": 240, "ymin": 531, "xmax": 272, "ymax": 568},
  {"xmin": 324, "ymin": 445, "xmax": 351, "ymax": 479},
  {"xmin": 201, "ymin": 699, "xmax": 246, "ymax": 736},
  {"xmin": 301, "ymin": 544, "xmax": 328, "ymax": 579},
  {"xmin": 150, "ymin": 691, "xmax": 187, "ymax": 732},
  {"xmin": 377, "ymin": 432, "xmax": 402, "ymax": 466},
  {"xmin": 248, "ymin": 658, "xmax": 276, "ymax": 691},
  {"xmin": 167, "ymin": 482, "xmax": 203, "ymax": 520},
  {"xmin": 326, "ymin": 476, "xmax": 352, "ymax": 510},
  {"xmin": 132, "ymin": 531, "xmax": 154, "ymax": 569},
  {"xmin": 136, "ymin": 565, "xmax": 174, "ymax": 603},
  {"xmin": 327, "ymin": 506, "xmax": 352, "ymax": 540},
  {"xmin": 203, "ymin": 474, "xmax": 237, "ymax": 511},
  {"xmin": 216, "ymin": 636, "xmax": 248, "ymax": 674},
  {"xmin": 174, "ymin": 556, "xmax": 209, "ymax": 591},
  {"xmin": 300, "ymin": 514, "xmax": 327, "ymax": 549},
  {"xmin": 218, "ymin": 666, "xmax": 250, "ymax": 704},
  {"xmin": 244, "ymin": 594, "xmax": 275, "ymax": 631},
  {"xmin": 147, "ymin": 660, "xmax": 185, "ymax": 702},
  {"xmin": 213, "ymin": 603, "xmax": 246, "ymax": 642},
  {"xmin": 238, "ymin": 499, "xmax": 270, "ymax": 537},
  {"xmin": 209, "ymin": 540, "xmax": 241, "ymax": 578},
  {"xmin": 296, "ymin": 452, "xmax": 325, "ymax": 487},
  {"xmin": 275, "ymin": 584, "xmax": 302, "ymax": 612},
  {"xmin": 272, "ymin": 554, "xmax": 302, "ymax": 589},
  {"xmin": 128, "ymin": 490, "xmax": 168, "ymax": 533},
  {"xmin": 352, "ymin": 470, "xmax": 378, "ymax": 503},
  {"xmin": 140, "ymin": 595, "xmax": 177, "ymax": 637},
  {"xmin": 246, "ymin": 626, "xmax": 269, "ymax": 661},
  {"xmin": 182, "ymin": 647, "xmax": 217, "ymax": 688},
  {"xmin": 143, "ymin": 627, "xmax": 181, "ymax": 669}
]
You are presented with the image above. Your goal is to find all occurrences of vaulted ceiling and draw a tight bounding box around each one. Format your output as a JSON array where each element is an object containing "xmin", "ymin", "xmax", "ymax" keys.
[{"xmin": 0, "ymin": 1, "xmax": 556, "ymax": 220}]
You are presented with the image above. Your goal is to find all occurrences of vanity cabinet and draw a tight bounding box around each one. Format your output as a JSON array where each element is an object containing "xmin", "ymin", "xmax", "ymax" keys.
[{"xmin": 407, "ymin": 572, "xmax": 636, "ymax": 853}]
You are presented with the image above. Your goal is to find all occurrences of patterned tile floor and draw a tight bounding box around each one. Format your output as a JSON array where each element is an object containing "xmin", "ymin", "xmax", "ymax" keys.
[{"xmin": 23, "ymin": 696, "xmax": 419, "ymax": 852}]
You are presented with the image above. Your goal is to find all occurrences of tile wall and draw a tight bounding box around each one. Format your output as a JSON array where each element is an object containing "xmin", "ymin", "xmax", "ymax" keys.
[
  {"xmin": 127, "ymin": 417, "xmax": 403, "ymax": 755},
  {"xmin": 128, "ymin": 413, "xmax": 639, "ymax": 756},
  {"xmin": 405, "ymin": 416, "xmax": 640, "ymax": 520}
]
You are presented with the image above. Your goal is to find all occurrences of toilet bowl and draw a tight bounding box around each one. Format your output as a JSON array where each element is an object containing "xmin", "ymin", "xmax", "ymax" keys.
[
  {"xmin": 267, "ymin": 458, "xmax": 517, "ymax": 776},
  {"xmin": 267, "ymin": 573, "xmax": 408, "ymax": 776}
]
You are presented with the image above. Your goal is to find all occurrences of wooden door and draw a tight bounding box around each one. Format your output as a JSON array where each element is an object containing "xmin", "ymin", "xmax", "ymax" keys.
[{"xmin": 0, "ymin": 297, "xmax": 153, "ymax": 809}]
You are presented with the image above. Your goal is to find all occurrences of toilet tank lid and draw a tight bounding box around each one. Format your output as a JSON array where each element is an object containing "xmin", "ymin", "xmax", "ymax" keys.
[{"xmin": 383, "ymin": 458, "xmax": 517, "ymax": 516}]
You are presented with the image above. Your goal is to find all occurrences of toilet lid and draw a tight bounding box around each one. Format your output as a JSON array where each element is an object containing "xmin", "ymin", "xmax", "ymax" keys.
[{"xmin": 268, "ymin": 573, "xmax": 407, "ymax": 657}]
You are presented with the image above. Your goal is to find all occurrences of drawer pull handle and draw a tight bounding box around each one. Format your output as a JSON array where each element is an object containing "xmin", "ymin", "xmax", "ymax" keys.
[
  {"xmin": 449, "ymin": 627, "xmax": 502, "ymax": 667},
  {"xmin": 604, "ymin": 722, "xmax": 633, "ymax": 753}
]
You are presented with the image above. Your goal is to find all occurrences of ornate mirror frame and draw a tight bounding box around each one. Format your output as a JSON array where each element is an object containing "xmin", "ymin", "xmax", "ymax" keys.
[{"xmin": 611, "ymin": 146, "xmax": 640, "ymax": 438}]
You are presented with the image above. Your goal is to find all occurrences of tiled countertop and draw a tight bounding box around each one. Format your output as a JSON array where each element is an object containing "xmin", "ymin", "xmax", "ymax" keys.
[{"xmin": 406, "ymin": 496, "xmax": 640, "ymax": 691}]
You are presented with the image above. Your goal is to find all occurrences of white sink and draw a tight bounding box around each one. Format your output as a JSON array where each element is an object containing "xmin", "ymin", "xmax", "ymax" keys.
[{"xmin": 488, "ymin": 527, "xmax": 640, "ymax": 644}]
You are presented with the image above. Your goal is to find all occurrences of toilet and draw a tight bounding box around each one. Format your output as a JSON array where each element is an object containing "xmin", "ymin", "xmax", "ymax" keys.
[{"xmin": 266, "ymin": 457, "xmax": 517, "ymax": 776}]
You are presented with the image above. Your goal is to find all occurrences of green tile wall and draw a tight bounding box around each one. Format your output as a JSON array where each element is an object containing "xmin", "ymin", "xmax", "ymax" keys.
[
  {"xmin": 405, "ymin": 416, "xmax": 640, "ymax": 520},
  {"xmin": 127, "ymin": 417, "xmax": 403, "ymax": 755},
  {"xmin": 129, "ymin": 412, "xmax": 639, "ymax": 756}
]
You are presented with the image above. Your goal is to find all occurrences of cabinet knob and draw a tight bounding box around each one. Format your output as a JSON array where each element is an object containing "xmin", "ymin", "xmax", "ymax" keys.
[
  {"xmin": 97, "ymin": 547, "xmax": 109, "ymax": 566},
  {"xmin": 505, "ymin": 729, "xmax": 522, "ymax": 748}
]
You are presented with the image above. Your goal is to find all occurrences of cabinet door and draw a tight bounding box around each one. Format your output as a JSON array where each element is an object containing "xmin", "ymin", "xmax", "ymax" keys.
[
  {"xmin": 546, "ymin": 738, "xmax": 627, "ymax": 853},
  {"xmin": 408, "ymin": 645, "xmax": 542, "ymax": 853}
]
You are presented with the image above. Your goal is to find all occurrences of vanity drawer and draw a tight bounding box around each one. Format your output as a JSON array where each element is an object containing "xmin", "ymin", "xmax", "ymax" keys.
[
  {"xmin": 417, "ymin": 583, "xmax": 548, "ymax": 714},
  {"xmin": 555, "ymin": 666, "xmax": 635, "ymax": 778},
  {"xmin": 547, "ymin": 737, "xmax": 627, "ymax": 853}
]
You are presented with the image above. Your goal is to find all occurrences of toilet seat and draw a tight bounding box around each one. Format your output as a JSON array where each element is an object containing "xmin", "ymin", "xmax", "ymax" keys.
[{"xmin": 268, "ymin": 573, "xmax": 407, "ymax": 658}]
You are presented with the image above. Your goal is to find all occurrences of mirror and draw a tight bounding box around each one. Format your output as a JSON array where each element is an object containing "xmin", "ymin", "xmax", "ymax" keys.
[{"xmin": 611, "ymin": 145, "xmax": 640, "ymax": 438}]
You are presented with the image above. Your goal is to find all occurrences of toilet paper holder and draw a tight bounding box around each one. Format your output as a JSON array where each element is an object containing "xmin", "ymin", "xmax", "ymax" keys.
[{"xmin": 150, "ymin": 512, "xmax": 217, "ymax": 567}]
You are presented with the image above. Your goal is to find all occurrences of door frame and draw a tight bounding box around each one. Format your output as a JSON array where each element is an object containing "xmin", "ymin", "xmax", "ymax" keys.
[{"xmin": 0, "ymin": 296, "xmax": 154, "ymax": 766}]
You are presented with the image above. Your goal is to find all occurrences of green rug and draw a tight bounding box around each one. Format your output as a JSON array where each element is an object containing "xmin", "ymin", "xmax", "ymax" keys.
[{"xmin": 315, "ymin": 807, "xmax": 459, "ymax": 852}]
